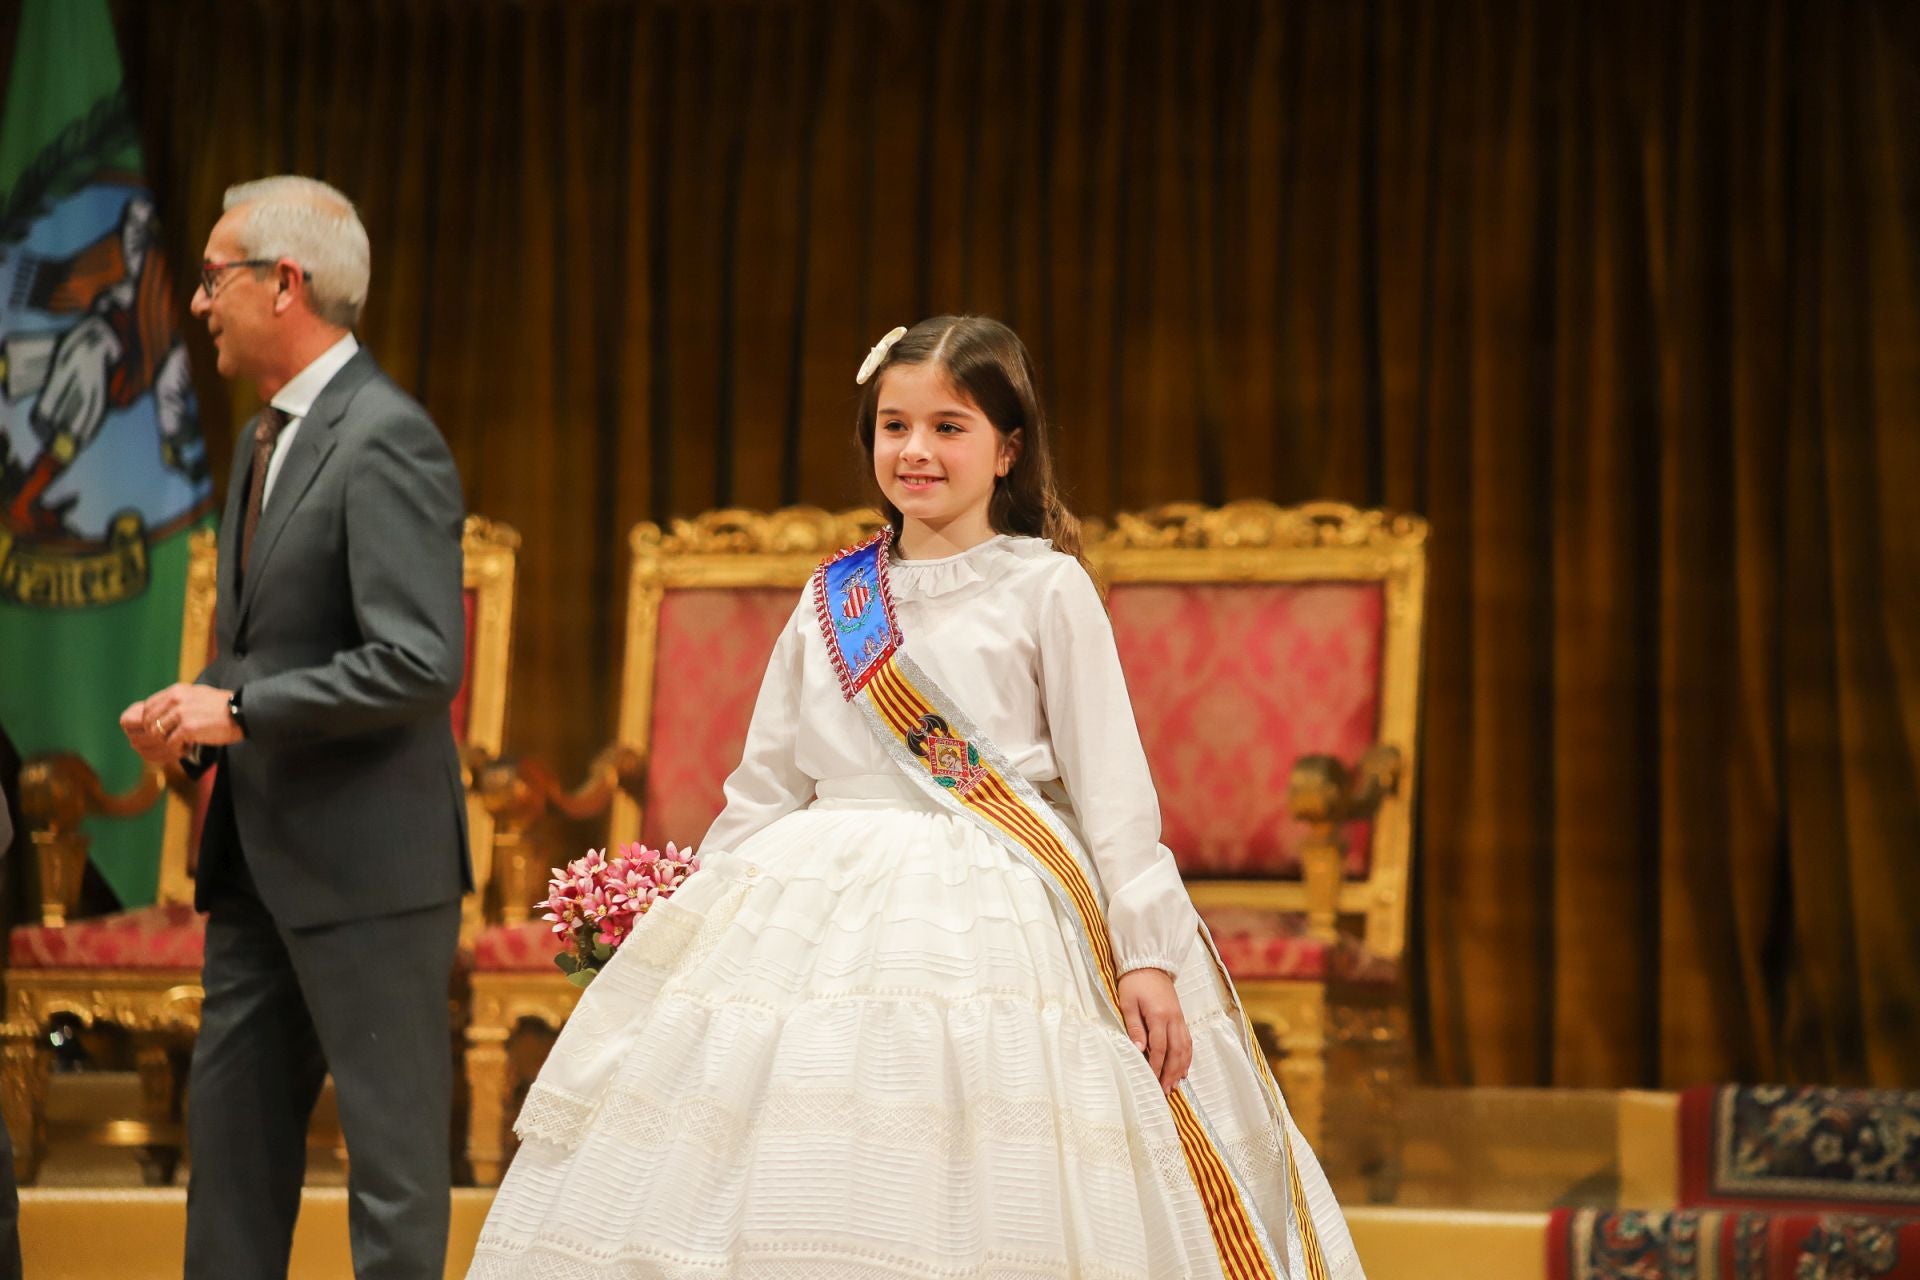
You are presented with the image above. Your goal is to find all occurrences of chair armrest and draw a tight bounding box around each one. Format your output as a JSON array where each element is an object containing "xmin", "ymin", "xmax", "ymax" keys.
[
  {"xmin": 1286, "ymin": 745, "xmax": 1402, "ymax": 943},
  {"xmin": 470, "ymin": 744, "xmax": 646, "ymax": 925},
  {"xmin": 19, "ymin": 753, "xmax": 178, "ymax": 927}
]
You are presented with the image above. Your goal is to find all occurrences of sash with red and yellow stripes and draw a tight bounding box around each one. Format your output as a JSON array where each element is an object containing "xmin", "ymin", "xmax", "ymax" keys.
[{"xmin": 812, "ymin": 530, "xmax": 1333, "ymax": 1280}]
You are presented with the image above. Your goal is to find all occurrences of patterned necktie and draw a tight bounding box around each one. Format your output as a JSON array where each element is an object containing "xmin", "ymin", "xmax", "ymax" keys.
[{"xmin": 240, "ymin": 405, "xmax": 291, "ymax": 576}]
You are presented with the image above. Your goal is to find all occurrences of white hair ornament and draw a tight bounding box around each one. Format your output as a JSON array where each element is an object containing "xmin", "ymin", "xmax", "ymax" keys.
[{"xmin": 855, "ymin": 326, "xmax": 909, "ymax": 385}]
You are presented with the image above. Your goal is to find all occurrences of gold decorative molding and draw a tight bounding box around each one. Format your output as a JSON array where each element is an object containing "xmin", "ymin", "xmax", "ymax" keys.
[
  {"xmin": 7, "ymin": 974, "xmax": 204, "ymax": 1037},
  {"xmin": 156, "ymin": 528, "xmax": 219, "ymax": 906},
  {"xmin": 463, "ymin": 513, "xmax": 523, "ymax": 555},
  {"xmin": 468, "ymin": 973, "xmax": 583, "ymax": 1034},
  {"xmin": 0, "ymin": 1024, "xmax": 49, "ymax": 1182},
  {"xmin": 641, "ymin": 506, "xmax": 885, "ymax": 558},
  {"xmin": 459, "ymin": 516, "xmax": 522, "ymax": 932},
  {"xmin": 4, "ymin": 977, "xmax": 201, "ymax": 1184},
  {"xmin": 1089, "ymin": 499, "xmax": 1428, "ymax": 553}
]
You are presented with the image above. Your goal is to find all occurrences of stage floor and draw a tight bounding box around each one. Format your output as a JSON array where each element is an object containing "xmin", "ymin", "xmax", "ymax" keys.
[
  {"xmin": 23, "ymin": 1083, "xmax": 1668, "ymax": 1278},
  {"xmin": 21, "ymin": 1188, "xmax": 1553, "ymax": 1280}
]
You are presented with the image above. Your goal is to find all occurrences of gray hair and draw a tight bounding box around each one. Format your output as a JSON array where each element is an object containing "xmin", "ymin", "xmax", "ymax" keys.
[{"xmin": 222, "ymin": 176, "xmax": 370, "ymax": 328}]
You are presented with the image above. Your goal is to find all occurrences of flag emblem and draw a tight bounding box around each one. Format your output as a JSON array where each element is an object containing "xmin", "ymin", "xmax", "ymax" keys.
[{"xmin": 840, "ymin": 572, "xmax": 873, "ymax": 622}]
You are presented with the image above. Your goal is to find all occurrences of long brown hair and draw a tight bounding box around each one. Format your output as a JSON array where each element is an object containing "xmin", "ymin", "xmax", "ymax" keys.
[{"xmin": 855, "ymin": 315, "xmax": 1084, "ymax": 562}]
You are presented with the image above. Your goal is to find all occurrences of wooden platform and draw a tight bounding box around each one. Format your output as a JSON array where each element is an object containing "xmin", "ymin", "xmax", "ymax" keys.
[
  {"xmin": 20, "ymin": 1083, "xmax": 1686, "ymax": 1277},
  {"xmin": 20, "ymin": 1188, "xmax": 1550, "ymax": 1280},
  {"xmin": 22, "ymin": 1186, "xmax": 490, "ymax": 1279}
]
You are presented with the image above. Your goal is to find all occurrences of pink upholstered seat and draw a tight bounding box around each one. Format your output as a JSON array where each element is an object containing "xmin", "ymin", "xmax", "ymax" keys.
[
  {"xmin": 9, "ymin": 903, "xmax": 205, "ymax": 970},
  {"xmin": 472, "ymin": 920, "xmax": 558, "ymax": 973},
  {"xmin": 1199, "ymin": 905, "xmax": 1399, "ymax": 986}
]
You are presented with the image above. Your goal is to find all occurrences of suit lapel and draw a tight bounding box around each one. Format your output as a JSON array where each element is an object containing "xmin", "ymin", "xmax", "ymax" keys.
[
  {"xmin": 216, "ymin": 419, "xmax": 256, "ymax": 642},
  {"xmin": 235, "ymin": 350, "xmax": 377, "ymax": 625}
]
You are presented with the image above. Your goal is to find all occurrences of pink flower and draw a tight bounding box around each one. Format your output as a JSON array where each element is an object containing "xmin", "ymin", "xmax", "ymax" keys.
[
  {"xmin": 535, "ymin": 840, "xmax": 702, "ymax": 983},
  {"xmin": 529, "ymin": 840, "xmax": 702, "ymax": 982}
]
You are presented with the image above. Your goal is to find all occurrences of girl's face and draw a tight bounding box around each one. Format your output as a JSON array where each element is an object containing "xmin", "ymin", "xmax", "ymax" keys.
[{"xmin": 872, "ymin": 362, "xmax": 1019, "ymax": 547}]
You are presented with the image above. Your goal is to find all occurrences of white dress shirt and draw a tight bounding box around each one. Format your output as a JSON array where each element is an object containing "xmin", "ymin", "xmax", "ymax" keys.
[{"xmin": 261, "ymin": 332, "xmax": 359, "ymax": 507}]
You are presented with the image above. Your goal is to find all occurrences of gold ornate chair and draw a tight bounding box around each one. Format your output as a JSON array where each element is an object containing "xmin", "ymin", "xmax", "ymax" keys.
[
  {"xmin": 462, "ymin": 506, "xmax": 881, "ymax": 1185},
  {"xmin": 1086, "ymin": 500, "xmax": 1428, "ymax": 1197},
  {"xmin": 3, "ymin": 515, "xmax": 520, "ymax": 1184}
]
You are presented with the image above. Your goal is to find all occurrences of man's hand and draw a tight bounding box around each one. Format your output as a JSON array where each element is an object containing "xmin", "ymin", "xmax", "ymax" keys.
[
  {"xmin": 119, "ymin": 698, "xmax": 183, "ymax": 766},
  {"xmin": 1117, "ymin": 967, "xmax": 1193, "ymax": 1094},
  {"xmin": 141, "ymin": 683, "xmax": 243, "ymax": 750}
]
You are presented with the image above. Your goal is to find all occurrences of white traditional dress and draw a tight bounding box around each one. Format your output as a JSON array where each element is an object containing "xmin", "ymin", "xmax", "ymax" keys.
[{"xmin": 468, "ymin": 535, "xmax": 1364, "ymax": 1280}]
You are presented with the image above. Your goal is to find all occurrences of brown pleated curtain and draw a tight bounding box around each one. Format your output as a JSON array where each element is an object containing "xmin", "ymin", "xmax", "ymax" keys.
[{"xmin": 55, "ymin": 0, "xmax": 1920, "ymax": 1088}]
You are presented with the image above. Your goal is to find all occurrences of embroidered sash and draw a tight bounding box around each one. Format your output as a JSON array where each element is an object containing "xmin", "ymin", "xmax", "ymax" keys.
[{"xmin": 812, "ymin": 530, "xmax": 1331, "ymax": 1280}]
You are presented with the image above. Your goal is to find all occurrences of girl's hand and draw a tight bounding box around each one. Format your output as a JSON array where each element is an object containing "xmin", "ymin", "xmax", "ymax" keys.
[{"xmin": 1117, "ymin": 967, "xmax": 1192, "ymax": 1093}]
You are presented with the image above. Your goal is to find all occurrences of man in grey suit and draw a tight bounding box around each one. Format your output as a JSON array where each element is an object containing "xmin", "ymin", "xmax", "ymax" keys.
[{"xmin": 121, "ymin": 176, "xmax": 469, "ymax": 1279}]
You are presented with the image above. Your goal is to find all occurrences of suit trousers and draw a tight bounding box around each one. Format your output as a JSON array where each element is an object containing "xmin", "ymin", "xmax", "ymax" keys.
[{"xmin": 184, "ymin": 847, "xmax": 460, "ymax": 1279}]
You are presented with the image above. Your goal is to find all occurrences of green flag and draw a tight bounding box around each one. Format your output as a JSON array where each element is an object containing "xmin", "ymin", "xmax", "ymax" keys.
[{"xmin": 0, "ymin": 0, "xmax": 214, "ymax": 908}]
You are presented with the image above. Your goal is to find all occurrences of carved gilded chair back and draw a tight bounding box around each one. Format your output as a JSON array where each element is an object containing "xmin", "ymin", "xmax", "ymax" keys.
[
  {"xmin": 1086, "ymin": 501, "xmax": 1429, "ymax": 961},
  {"xmin": 608, "ymin": 507, "xmax": 884, "ymax": 850}
]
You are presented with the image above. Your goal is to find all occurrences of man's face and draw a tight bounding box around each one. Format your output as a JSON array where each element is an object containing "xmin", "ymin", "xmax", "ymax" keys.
[{"xmin": 189, "ymin": 206, "xmax": 277, "ymax": 382}]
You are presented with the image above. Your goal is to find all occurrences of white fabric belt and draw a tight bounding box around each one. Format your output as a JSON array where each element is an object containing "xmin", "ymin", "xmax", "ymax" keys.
[
  {"xmin": 810, "ymin": 773, "xmax": 1079, "ymax": 817},
  {"xmin": 811, "ymin": 775, "xmax": 934, "ymax": 807}
]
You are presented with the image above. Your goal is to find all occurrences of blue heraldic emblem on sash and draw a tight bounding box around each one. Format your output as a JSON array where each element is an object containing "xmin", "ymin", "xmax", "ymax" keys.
[{"xmin": 811, "ymin": 531, "xmax": 901, "ymax": 700}]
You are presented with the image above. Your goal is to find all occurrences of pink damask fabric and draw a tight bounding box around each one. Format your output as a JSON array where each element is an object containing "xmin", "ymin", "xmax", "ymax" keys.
[
  {"xmin": 473, "ymin": 920, "xmax": 559, "ymax": 972},
  {"xmin": 450, "ymin": 587, "xmax": 477, "ymax": 744},
  {"xmin": 1198, "ymin": 904, "xmax": 1399, "ymax": 986},
  {"xmin": 639, "ymin": 588, "xmax": 796, "ymax": 848},
  {"xmin": 1201, "ymin": 905, "xmax": 1331, "ymax": 980},
  {"xmin": 1107, "ymin": 582, "xmax": 1383, "ymax": 879},
  {"xmin": 8, "ymin": 903, "xmax": 205, "ymax": 969}
]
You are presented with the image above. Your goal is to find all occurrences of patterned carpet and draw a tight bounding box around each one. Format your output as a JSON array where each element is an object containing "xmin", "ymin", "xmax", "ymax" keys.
[
  {"xmin": 1550, "ymin": 1208, "xmax": 1920, "ymax": 1280},
  {"xmin": 1681, "ymin": 1087, "xmax": 1920, "ymax": 1213}
]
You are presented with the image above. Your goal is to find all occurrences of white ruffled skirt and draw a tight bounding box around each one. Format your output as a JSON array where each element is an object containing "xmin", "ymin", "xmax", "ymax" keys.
[{"xmin": 468, "ymin": 786, "xmax": 1362, "ymax": 1280}]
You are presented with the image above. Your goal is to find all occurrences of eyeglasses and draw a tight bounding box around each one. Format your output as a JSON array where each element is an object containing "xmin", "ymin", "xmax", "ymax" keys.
[{"xmin": 199, "ymin": 259, "xmax": 312, "ymax": 298}]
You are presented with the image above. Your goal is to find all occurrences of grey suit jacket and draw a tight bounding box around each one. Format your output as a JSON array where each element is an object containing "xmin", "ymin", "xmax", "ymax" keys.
[{"xmin": 194, "ymin": 348, "xmax": 471, "ymax": 928}]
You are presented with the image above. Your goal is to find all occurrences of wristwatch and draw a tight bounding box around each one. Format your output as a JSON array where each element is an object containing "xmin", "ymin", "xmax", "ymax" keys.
[{"xmin": 227, "ymin": 687, "xmax": 248, "ymax": 737}]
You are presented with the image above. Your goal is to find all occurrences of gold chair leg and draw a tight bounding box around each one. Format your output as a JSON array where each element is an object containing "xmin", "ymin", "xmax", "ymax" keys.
[
  {"xmin": 465, "ymin": 1024, "xmax": 511, "ymax": 1187},
  {"xmin": 132, "ymin": 1035, "xmax": 186, "ymax": 1186},
  {"xmin": 0, "ymin": 1022, "xmax": 48, "ymax": 1186},
  {"xmin": 1241, "ymin": 989, "xmax": 1328, "ymax": 1148},
  {"xmin": 1275, "ymin": 1033, "xmax": 1327, "ymax": 1149},
  {"xmin": 1332, "ymin": 998, "xmax": 1409, "ymax": 1203}
]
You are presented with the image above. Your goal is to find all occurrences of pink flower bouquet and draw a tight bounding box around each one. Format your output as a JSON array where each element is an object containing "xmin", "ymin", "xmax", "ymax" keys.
[{"xmin": 537, "ymin": 841, "xmax": 701, "ymax": 988}]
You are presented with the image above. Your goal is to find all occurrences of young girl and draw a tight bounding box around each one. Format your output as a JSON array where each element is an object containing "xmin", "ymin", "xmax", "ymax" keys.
[{"xmin": 469, "ymin": 317, "xmax": 1364, "ymax": 1280}]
